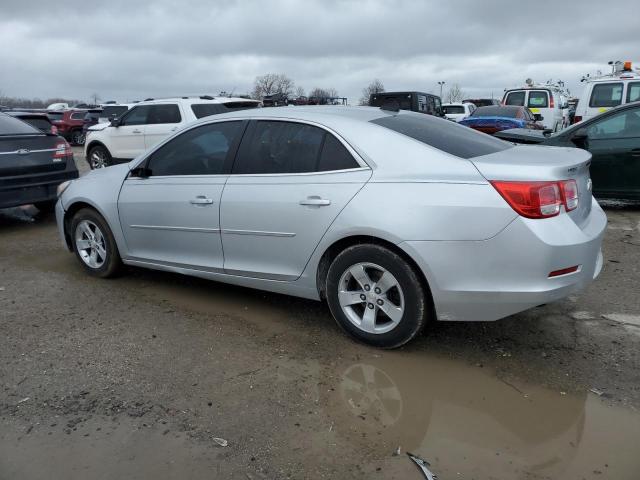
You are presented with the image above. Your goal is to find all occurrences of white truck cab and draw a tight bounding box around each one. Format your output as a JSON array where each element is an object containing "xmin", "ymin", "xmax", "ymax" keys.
[
  {"xmin": 574, "ymin": 61, "xmax": 640, "ymax": 124},
  {"xmin": 84, "ymin": 96, "xmax": 260, "ymax": 169},
  {"xmin": 502, "ymin": 80, "xmax": 569, "ymax": 132}
]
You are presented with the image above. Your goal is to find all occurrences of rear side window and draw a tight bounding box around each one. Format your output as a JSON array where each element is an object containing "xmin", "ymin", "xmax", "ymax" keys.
[
  {"xmin": 147, "ymin": 104, "xmax": 181, "ymax": 124},
  {"xmin": 0, "ymin": 114, "xmax": 40, "ymax": 135},
  {"xmin": 371, "ymin": 112, "xmax": 511, "ymax": 159},
  {"xmin": 147, "ymin": 121, "xmax": 243, "ymax": 176},
  {"xmin": 191, "ymin": 104, "xmax": 225, "ymax": 119},
  {"xmin": 233, "ymin": 121, "xmax": 325, "ymax": 174},
  {"xmin": 504, "ymin": 91, "xmax": 525, "ymax": 106},
  {"xmin": 589, "ymin": 83, "xmax": 623, "ymax": 107},
  {"xmin": 318, "ymin": 134, "xmax": 359, "ymax": 171},
  {"xmin": 627, "ymin": 82, "xmax": 640, "ymax": 103},
  {"xmin": 528, "ymin": 91, "xmax": 549, "ymax": 108}
]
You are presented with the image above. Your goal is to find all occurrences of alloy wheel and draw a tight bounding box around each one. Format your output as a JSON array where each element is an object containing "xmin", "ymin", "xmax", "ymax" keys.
[
  {"xmin": 74, "ymin": 220, "xmax": 107, "ymax": 268},
  {"xmin": 338, "ymin": 262, "xmax": 405, "ymax": 334},
  {"xmin": 90, "ymin": 149, "xmax": 108, "ymax": 169}
]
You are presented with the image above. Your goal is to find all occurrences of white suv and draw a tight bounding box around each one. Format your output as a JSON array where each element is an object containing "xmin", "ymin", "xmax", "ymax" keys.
[
  {"xmin": 502, "ymin": 86, "xmax": 568, "ymax": 132},
  {"xmin": 85, "ymin": 96, "xmax": 260, "ymax": 169}
]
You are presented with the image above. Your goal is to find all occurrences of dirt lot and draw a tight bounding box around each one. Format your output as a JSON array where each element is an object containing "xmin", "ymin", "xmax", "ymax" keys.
[{"xmin": 1, "ymin": 151, "xmax": 640, "ymax": 479}]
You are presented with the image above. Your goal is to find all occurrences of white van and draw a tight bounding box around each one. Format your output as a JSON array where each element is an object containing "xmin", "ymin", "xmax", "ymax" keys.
[
  {"xmin": 442, "ymin": 102, "xmax": 476, "ymax": 122},
  {"xmin": 574, "ymin": 61, "xmax": 640, "ymax": 123},
  {"xmin": 502, "ymin": 85, "xmax": 568, "ymax": 132}
]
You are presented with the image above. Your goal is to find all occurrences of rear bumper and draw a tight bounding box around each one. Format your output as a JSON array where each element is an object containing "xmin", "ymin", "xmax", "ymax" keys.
[
  {"xmin": 0, "ymin": 168, "xmax": 79, "ymax": 209},
  {"xmin": 400, "ymin": 198, "xmax": 607, "ymax": 321}
]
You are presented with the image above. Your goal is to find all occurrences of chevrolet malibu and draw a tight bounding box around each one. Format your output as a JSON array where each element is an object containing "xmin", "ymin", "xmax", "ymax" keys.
[{"xmin": 55, "ymin": 106, "xmax": 606, "ymax": 348}]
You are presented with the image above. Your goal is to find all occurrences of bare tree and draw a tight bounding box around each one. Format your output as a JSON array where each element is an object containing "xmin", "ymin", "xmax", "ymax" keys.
[
  {"xmin": 445, "ymin": 83, "xmax": 466, "ymax": 103},
  {"xmin": 90, "ymin": 92, "xmax": 101, "ymax": 104},
  {"xmin": 295, "ymin": 86, "xmax": 305, "ymax": 98},
  {"xmin": 252, "ymin": 73, "xmax": 295, "ymax": 100},
  {"xmin": 359, "ymin": 79, "xmax": 385, "ymax": 105},
  {"xmin": 309, "ymin": 87, "xmax": 339, "ymax": 98}
]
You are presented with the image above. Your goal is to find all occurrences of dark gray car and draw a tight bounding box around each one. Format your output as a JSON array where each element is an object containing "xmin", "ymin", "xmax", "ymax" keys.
[{"xmin": 0, "ymin": 112, "xmax": 78, "ymax": 211}]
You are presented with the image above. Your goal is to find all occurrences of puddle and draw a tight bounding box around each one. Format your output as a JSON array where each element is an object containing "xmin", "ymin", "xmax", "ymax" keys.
[{"xmin": 321, "ymin": 352, "xmax": 640, "ymax": 479}]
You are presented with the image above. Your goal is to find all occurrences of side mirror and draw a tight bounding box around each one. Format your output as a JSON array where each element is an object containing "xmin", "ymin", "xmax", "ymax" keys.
[
  {"xmin": 533, "ymin": 114, "xmax": 544, "ymax": 122},
  {"xmin": 571, "ymin": 128, "xmax": 589, "ymax": 148},
  {"xmin": 110, "ymin": 117, "xmax": 121, "ymax": 127},
  {"xmin": 129, "ymin": 166, "xmax": 151, "ymax": 178}
]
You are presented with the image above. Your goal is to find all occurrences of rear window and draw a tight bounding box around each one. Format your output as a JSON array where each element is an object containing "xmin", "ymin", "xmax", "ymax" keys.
[
  {"xmin": 589, "ymin": 83, "xmax": 623, "ymax": 107},
  {"xmin": 191, "ymin": 103, "xmax": 225, "ymax": 119},
  {"xmin": 443, "ymin": 105, "xmax": 465, "ymax": 114},
  {"xmin": 504, "ymin": 91, "xmax": 525, "ymax": 106},
  {"xmin": 370, "ymin": 112, "xmax": 511, "ymax": 159},
  {"xmin": 101, "ymin": 106, "xmax": 129, "ymax": 118},
  {"xmin": 0, "ymin": 113, "xmax": 41, "ymax": 135},
  {"xmin": 70, "ymin": 112, "xmax": 86, "ymax": 120},
  {"xmin": 528, "ymin": 91, "xmax": 549, "ymax": 108},
  {"xmin": 22, "ymin": 117, "xmax": 52, "ymax": 131},
  {"xmin": 471, "ymin": 106, "xmax": 519, "ymax": 118},
  {"xmin": 371, "ymin": 94, "xmax": 413, "ymax": 110},
  {"xmin": 627, "ymin": 82, "xmax": 640, "ymax": 103},
  {"xmin": 47, "ymin": 112, "xmax": 64, "ymax": 121}
]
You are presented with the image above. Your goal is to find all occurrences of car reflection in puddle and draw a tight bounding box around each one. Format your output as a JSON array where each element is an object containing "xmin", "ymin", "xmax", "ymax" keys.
[{"xmin": 327, "ymin": 353, "xmax": 639, "ymax": 479}]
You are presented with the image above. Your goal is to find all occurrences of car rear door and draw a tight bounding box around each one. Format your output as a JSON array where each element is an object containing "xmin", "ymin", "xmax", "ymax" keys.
[
  {"xmin": 110, "ymin": 105, "xmax": 150, "ymax": 159},
  {"xmin": 143, "ymin": 103, "xmax": 183, "ymax": 150},
  {"xmin": 117, "ymin": 121, "xmax": 245, "ymax": 268},
  {"xmin": 583, "ymin": 106, "xmax": 640, "ymax": 199},
  {"xmin": 219, "ymin": 120, "xmax": 371, "ymax": 280}
]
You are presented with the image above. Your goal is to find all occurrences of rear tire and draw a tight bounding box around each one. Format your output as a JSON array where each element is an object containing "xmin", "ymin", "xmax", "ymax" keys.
[
  {"xmin": 88, "ymin": 145, "xmax": 112, "ymax": 169},
  {"xmin": 70, "ymin": 208, "xmax": 122, "ymax": 278},
  {"xmin": 325, "ymin": 244, "xmax": 429, "ymax": 348},
  {"xmin": 70, "ymin": 129, "xmax": 85, "ymax": 146}
]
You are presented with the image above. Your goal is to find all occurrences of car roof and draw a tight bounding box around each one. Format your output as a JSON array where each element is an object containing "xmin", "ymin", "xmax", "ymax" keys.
[
  {"xmin": 5, "ymin": 111, "xmax": 49, "ymax": 117},
  {"xmin": 135, "ymin": 96, "xmax": 260, "ymax": 106}
]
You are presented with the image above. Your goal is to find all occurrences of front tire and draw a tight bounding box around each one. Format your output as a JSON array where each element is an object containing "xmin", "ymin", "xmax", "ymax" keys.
[
  {"xmin": 325, "ymin": 244, "xmax": 429, "ymax": 349},
  {"xmin": 71, "ymin": 208, "xmax": 122, "ymax": 278},
  {"xmin": 88, "ymin": 145, "xmax": 112, "ymax": 169}
]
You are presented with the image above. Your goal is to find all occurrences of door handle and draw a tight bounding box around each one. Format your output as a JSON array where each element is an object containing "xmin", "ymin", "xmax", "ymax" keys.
[
  {"xmin": 190, "ymin": 196, "xmax": 214, "ymax": 206},
  {"xmin": 132, "ymin": 129, "xmax": 142, "ymax": 134},
  {"xmin": 299, "ymin": 196, "xmax": 331, "ymax": 207}
]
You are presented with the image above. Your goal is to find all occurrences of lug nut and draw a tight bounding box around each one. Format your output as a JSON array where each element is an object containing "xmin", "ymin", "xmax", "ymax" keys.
[
  {"xmin": 368, "ymin": 303, "xmax": 374, "ymax": 309},
  {"xmin": 377, "ymin": 299, "xmax": 384, "ymax": 306},
  {"xmin": 364, "ymin": 285, "xmax": 370, "ymax": 291},
  {"xmin": 374, "ymin": 287, "xmax": 381, "ymax": 294},
  {"xmin": 360, "ymin": 294, "xmax": 366, "ymax": 301}
]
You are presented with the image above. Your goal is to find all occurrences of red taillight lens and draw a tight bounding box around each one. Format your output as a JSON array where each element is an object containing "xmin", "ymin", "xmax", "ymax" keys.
[
  {"xmin": 53, "ymin": 139, "xmax": 72, "ymax": 160},
  {"xmin": 491, "ymin": 181, "xmax": 561, "ymax": 219},
  {"xmin": 549, "ymin": 93, "xmax": 554, "ymax": 108},
  {"xmin": 573, "ymin": 115, "xmax": 582, "ymax": 124},
  {"xmin": 560, "ymin": 179, "xmax": 579, "ymax": 211},
  {"xmin": 50, "ymin": 125, "xmax": 58, "ymax": 135},
  {"xmin": 548, "ymin": 265, "xmax": 579, "ymax": 277}
]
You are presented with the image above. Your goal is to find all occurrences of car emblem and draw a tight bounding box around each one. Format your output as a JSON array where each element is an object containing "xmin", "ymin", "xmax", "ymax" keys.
[
  {"xmin": 587, "ymin": 178, "xmax": 592, "ymax": 192},
  {"xmin": 17, "ymin": 149, "xmax": 30, "ymax": 155}
]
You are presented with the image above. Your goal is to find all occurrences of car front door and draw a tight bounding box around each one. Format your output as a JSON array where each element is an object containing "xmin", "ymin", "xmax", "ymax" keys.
[
  {"xmin": 220, "ymin": 120, "xmax": 371, "ymax": 280},
  {"xmin": 144, "ymin": 103, "xmax": 183, "ymax": 150},
  {"xmin": 580, "ymin": 106, "xmax": 640, "ymax": 199},
  {"xmin": 110, "ymin": 105, "xmax": 150, "ymax": 159},
  {"xmin": 117, "ymin": 120, "xmax": 246, "ymax": 268}
]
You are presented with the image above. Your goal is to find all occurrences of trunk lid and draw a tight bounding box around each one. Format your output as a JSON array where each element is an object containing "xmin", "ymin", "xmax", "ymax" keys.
[
  {"xmin": 0, "ymin": 135, "xmax": 66, "ymax": 176},
  {"xmin": 494, "ymin": 128, "xmax": 548, "ymax": 144},
  {"xmin": 471, "ymin": 145, "xmax": 593, "ymax": 226}
]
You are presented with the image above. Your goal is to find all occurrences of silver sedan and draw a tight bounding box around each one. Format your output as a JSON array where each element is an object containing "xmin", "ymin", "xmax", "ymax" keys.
[{"xmin": 55, "ymin": 106, "xmax": 606, "ymax": 348}]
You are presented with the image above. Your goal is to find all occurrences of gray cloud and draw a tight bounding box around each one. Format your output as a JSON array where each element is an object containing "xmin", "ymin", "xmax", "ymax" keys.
[{"xmin": 1, "ymin": 0, "xmax": 638, "ymax": 103}]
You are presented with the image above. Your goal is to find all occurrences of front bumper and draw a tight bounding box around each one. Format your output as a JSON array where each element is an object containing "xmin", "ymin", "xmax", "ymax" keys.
[{"xmin": 400, "ymin": 198, "xmax": 607, "ymax": 321}]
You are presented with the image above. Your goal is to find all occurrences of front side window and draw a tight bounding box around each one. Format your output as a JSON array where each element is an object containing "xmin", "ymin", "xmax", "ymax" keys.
[
  {"xmin": 589, "ymin": 83, "xmax": 623, "ymax": 108},
  {"xmin": 102, "ymin": 106, "xmax": 129, "ymax": 119},
  {"xmin": 121, "ymin": 105, "xmax": 151, "ymax": 126},
  {"xmin": 147, "ymin": 104, "xmax": 181, "ymax": 124},
  {"xmin": 528, "ymin": 91, "xmax": 549, "ymax": 108},
  {"xmin": 146, "ymin": 121, "xmax": 243, "ymax": 176},
  {"xmin": 504, "ymin": 91, "xmax": 525, "ymax": 106},
  {"xmin": 586, "ymin": 107, "xmax": 640, "ymax": 140},
  {"xmin": 627, "ymin": 82, "xmax": 640, "ymax": 103}
]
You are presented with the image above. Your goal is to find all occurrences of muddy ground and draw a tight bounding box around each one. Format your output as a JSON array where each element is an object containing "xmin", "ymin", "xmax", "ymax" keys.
[{"xmin": 1, "ymin": 150, "xmax": 639, "ymax": 479}]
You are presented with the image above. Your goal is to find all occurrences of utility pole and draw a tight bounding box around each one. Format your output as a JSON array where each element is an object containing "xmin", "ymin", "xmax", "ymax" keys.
[{"xmin": 437, "ymin": 81, "xmax": 446, "ymax": 99}]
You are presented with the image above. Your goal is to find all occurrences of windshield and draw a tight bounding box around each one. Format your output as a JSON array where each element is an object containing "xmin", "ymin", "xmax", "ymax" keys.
[
  {"xmin": 0, "ymin": 113, "xmax": 42, "ymax": 135},
  {"xmin": 472, "ymin": 106, "xmax": 520, "ymax": 118},
  {"xmin": 443, "ymin": 105, "xmax": 465, "ymax": 114},
  {"xmin": 370, "ymin": 111, "xmax": 512, "ymax": 159}
]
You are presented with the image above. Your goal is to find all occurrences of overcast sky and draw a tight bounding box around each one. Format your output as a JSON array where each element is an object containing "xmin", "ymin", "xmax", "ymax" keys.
[{"xmin": 1, "ymin": 0, "xmax": 638, "ymax": 104}]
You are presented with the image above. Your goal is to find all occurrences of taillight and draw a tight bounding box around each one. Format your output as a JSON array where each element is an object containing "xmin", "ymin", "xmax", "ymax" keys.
[
  {"xmin": 549, "ymin": 93, "xmax": 554, "ymax": 108},
  {"xmin": 53, "ymin": 139, "xmax": 72, "ymax": 161},
  {"xmin": 560, "ymin": 179, "xmax": 578, "ymax": 211},
  {"xmin": 491, "ymin": 181, "xmax": 562, "ymax": 219},
  {"xmin": 50, "ymin": 125, "xmax": 58, "ymax": 135},
  {"xmin": 573, "ymin": 115, "xmax": 582, "ymax": 124}
]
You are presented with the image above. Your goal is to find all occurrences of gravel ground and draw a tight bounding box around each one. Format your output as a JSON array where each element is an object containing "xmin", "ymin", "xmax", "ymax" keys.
[{"xmin": 1, "ymin": 150, "xmax": 639, "ymax": 479}]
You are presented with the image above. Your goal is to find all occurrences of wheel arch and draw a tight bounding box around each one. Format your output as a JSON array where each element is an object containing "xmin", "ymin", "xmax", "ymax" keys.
[
  {"xmin": 85, "ymin": 139, "xmax": 109, "ymax": 155},
  {"xmin": 315, "ymin": 235, "xmax": 435, "ymax": 313},
  {"xmin": 62, "ymin": 200, "xmax": 109, "ymax": 250}
]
